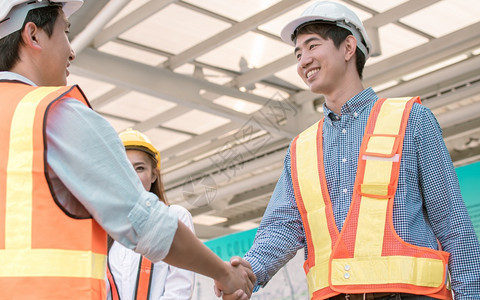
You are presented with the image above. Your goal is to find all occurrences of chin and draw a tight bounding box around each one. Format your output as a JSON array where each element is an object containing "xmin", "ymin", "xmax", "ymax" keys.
[{"xmin": 308, "ymin": 84, "xmax": 324, "ymax": 94}]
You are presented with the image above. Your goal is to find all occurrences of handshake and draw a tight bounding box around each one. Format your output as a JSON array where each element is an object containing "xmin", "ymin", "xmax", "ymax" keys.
[{"xmin": 213, "ymin": 256, "xmax": 256, "ymax": 300}]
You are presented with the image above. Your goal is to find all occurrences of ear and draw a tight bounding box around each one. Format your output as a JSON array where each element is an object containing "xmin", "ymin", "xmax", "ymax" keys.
[
  {"xmin": 344, "ymin": 35, "xmax": 357, "ymax": 62},
  {"xmin": 151, "ymin": 170, "xmax": 158, "ymax": 184},
  {"xmin": 21, "ymin": 22, "xmax": 42, "ymax": 51}
]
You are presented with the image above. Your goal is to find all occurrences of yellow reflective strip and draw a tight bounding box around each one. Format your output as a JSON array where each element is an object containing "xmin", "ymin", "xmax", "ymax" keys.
[
  {"xmin": 363, "ymin": 159, "xmax": 392, "ymax": 188},
  {"xmin": 373, "ymin": 98, "xmax": 410, "ymax": 135},
  {"xmin": 296, "ymin": 123, "xmax": 331, "ymax": 291},
  {"xmin": 355, "ymin": 99, "xmax": 405, "ymax": 257},
  {"xmin": 355, "ymin": 159, "xmax": 392, "ymax": 256},
  {"xmin": 366, "ymin": 136, "xmax": 396, "ymax": 155},
  {"xmin": 306, "ymin": 260, "xmax": 329, "ymax": 296},
  {"xmin": 5, "ymin": 87, "xmax": 62, "ymax": 249},
  {"xmin": 0, "ymin": 249, "xmax": 106, "ymax": 279},
  {"xmin": 331, "ymin": 256, "xmax": 445, "ymax": 287},
  {"xmin": 354, "ymin": 196, "xmax": 389, "ymax": 257}
]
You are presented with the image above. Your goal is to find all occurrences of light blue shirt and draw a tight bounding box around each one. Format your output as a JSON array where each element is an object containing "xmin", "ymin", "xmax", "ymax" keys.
[
  {"xmin": 1, "ymin": 72, "xmax": 178, "ymax": 263},
  {"xmin": 244, "ymin": 88, "xmax": 480, "ymax": 299}
]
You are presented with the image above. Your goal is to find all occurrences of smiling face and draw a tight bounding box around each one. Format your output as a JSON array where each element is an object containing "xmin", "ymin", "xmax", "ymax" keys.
[
  {"xmin": 295, "ymin": 32, "xmax": 348, "ymax": 95},
  {"xmin": 37, "ymin": 9, "xmax": 75, "ymax": 86},
  {"xmin": 126, "ymin": 149, "xmax": 157, "ymax": 192}
]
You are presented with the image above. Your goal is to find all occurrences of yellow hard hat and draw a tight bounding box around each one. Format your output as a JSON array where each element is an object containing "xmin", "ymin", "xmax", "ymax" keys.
[{"xmin": 119, "ymin": 128, "xmax": 160, "ymax": 169}]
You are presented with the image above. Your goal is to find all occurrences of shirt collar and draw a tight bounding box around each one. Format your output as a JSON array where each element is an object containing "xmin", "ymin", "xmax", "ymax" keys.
[
  {"xmin": 0, "ymin": 71, "xmax": 37, "ymax": 86},
  {"xmin": 323, "ymin": 87, "xmax": 378, "ymax": 121}
]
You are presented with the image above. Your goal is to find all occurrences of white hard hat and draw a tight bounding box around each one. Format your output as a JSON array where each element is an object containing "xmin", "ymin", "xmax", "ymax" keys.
[
  {"xmin": 281, "ymin": 1, "xmax": 372, "ymax": 58},
  {"xmin": 0, "ymin": 0, "xmax": 83, "ymax": 39}
]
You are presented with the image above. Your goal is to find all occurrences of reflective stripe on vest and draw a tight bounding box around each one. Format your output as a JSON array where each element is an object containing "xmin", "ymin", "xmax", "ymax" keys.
[
  {"xmin": 106, "ymin": 255, "xmax": 154, "ymax": 300},
  {"xmin": 0, "ymin": 82, "xmax": 107, "ymax": 299},
  {"xmin": 291, "ymin": 98, "xmax": 452, "ymax": 300}
]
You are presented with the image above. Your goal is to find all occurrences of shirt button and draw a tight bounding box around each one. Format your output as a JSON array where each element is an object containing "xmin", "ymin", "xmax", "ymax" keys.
[
  {"xmin": 344, "ymin": 273, "xmax": 350, "ymax": 279},
  {"xmin": 342, "ymin": 129, "xmax": 347, "ymax": 134},
  {"xmin": 353, "ymin": 112, "xmax": 359, "ymax": 118},
  {"xmin": 145, "ymin": 200, "xmax": 151, "ymax": 207},
  {"xmin": 343, "ymin": 188, "xmax": 348, "ymax": 194},
  {"xmin": 342, "ymin": 158, "xmax": 347, "ymax": 163},
  {"xmin": 344, "ymin": 265, "xmax": 351, "ymax": 271}
]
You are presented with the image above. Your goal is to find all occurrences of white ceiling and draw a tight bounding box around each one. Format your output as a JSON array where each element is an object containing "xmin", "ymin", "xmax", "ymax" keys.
[{"xmin": 67, "ymin": 0, "xmax": 480, "ymax": 239}]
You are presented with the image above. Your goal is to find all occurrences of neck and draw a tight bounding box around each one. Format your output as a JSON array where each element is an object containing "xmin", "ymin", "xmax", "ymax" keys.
[
  {"xmin": 323, "ymin": 76, "xmax": 364, "ymax": 115},
  {"xmin": 10, "ymin": 57, "xmax": 41, "ymax": 86}
]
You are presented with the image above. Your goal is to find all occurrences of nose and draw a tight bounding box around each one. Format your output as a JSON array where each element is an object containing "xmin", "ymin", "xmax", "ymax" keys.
[
  {"xmin": 298, "ymin": 51, "xmax": 313, "ymax": 69},
  {"xmin": 69, "ymin": 47, "xmax": 76, "ymax": 62}
]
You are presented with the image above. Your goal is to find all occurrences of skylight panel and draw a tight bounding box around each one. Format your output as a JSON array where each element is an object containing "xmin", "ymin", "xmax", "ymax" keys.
[
  {"xmin": 260, "ymin": 0, "xmax": 372, "ymax": 37},
  {"xmin": 197, "ymin": 31, "xmax": 292, "ymax": 71},
  {"xmin": 274, "ymin": 65, "xmax": 307, "ymax": 90},
  {"xmin": 402, "ymin": 54, "xmax": 469, "ymax": 81},
  {"xmin": 99, "ymin": 41, "xmax": 167, "ymax": 66},
  {"xmin": 163, "ymin": 110, "xmax": 230, "ymax": 135},
  {"xmin": 353, "ymin": 0, "xmax": 407, "ymax": 13},
  {"xmin": 400, "ymin": 0, "xmax": 480, "ymax": 38},
  {"xmin": 105, "ymin": 0, "xmax": 150, "ymax": 27},
  {"xmin": 144, "ymin": 127, "xmax": 192, "ymax": 152},
  {"xmin": 183, "ymin": 0, "xmax": 281, "ymax": 22},
  {"xmin": 97, "ymin": 91, "xmax": 177, "ymax": 122},
  {"xmin": 366, "ymin": 23, "xmax": 428, "ymax": 65},
  {"xmin": 120, "ymin": 4, "xmax": 231, "ymax": 55}
]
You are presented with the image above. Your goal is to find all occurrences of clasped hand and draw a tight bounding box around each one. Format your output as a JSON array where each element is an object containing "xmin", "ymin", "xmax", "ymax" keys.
[{"xmin": 213, "ymin": 256, "xmax": 256, "ymax": 300}]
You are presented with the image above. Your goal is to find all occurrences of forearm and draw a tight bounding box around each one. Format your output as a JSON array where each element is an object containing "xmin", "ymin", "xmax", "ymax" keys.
[{"xmin": 163, "ymin": 221, "xmax": 228, "ymax": 281}]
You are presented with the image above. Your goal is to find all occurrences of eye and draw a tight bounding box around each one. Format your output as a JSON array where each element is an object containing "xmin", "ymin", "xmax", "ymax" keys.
[
  {"xmin": 309, "ymin": 43, "xmax": 319, "ymax": 50},
  {"xmin": 135, "ymin": 166, "xmax": 145, "ymax": 172},
  {"xmin": 296, "ymin": 52, "xmax": 302, "ymax": 61}
]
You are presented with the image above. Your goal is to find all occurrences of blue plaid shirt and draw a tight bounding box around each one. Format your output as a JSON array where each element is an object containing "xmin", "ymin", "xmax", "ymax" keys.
[{"xmin": 244, "ymin": 88, "xmax": 480, "ymax": 299}]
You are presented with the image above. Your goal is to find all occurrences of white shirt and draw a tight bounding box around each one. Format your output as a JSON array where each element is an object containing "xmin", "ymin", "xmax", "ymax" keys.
[
  {"xmin": 0, "ymin": 72, "xmax": 178, "ymax": 262},
  {"xmin": 108, "ymin": 205, "xmax": 195, "ymax": 300}
]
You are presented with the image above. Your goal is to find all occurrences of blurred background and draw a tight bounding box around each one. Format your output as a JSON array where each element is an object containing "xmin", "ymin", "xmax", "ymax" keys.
[{"xmin": 67, "ymin": 0, "xmax": 480, "ymax": 247}]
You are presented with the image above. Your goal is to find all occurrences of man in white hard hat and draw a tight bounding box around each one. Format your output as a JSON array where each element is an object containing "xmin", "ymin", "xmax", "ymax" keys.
[
  {"xmin": 222, "ymin": 1, "xmax": 480, "ymax": 300},
  {"xmin": 0, "ymin": 1, "xmax": 254, "ymax": 299}
]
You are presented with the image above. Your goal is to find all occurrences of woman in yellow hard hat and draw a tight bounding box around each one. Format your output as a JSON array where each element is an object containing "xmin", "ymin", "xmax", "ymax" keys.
[{"xmin": 106, "ymin": 129, "xmax": 195, "ymax": 300}]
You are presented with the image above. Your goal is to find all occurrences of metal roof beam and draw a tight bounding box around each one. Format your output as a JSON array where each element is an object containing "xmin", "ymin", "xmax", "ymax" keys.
[
  {"xmin": 72, "ymin": 48, "xmax": 298, "ymax": 138},
  {"xmin": 164, "ymin": 0, "xmax": 309, "ymax": 69},
  {"xmin": 93, "ymin": 0, "xmax": 175, "ymax": 48}
]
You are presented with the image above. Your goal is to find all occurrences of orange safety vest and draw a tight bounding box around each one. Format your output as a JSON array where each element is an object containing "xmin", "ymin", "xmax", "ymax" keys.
[
  {"xmin": 291, "ymin": 97, "xmax": 452, "ymax": 300},
  {"xmin": 107, "ymin": 255, "xmax": 154, "ymax": 300},
  {"xmin": 0, "ymin": 82, "xmax": 107, "ymax": 299}
]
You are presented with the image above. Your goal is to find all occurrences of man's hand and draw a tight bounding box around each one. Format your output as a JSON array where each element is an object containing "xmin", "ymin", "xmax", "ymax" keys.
[{"xmin": 214, "ymin": 257, "xmax": 256, "ymax": 300}]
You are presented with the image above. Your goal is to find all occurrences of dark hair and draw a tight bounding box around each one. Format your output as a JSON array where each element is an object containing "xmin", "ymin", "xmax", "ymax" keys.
[
  {"xmin": 0, "ymin": 5, "xmax": 60, "ymax": 71},
  {"xmin": 148, "ymin": 156, "xmax": 169, "ymax": 206},
  {"xmin": 293, "ymin": 22, "xmax": 366, "ymax": 79}
]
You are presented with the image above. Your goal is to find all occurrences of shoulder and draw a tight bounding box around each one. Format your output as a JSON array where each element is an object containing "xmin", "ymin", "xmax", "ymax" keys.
[
  {"xmin": 47, "ymin": 98, "xmax": 123, "ymax": 143},
  {"xmin": 409, "ymin": 101, "xmax": 440, "ymax": 129}
]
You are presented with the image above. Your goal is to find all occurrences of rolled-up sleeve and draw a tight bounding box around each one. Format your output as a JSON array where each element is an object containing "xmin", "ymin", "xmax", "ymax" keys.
[{"xmin": 46, "ymin": 98, "xmax": 177, "ymax": 262}]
